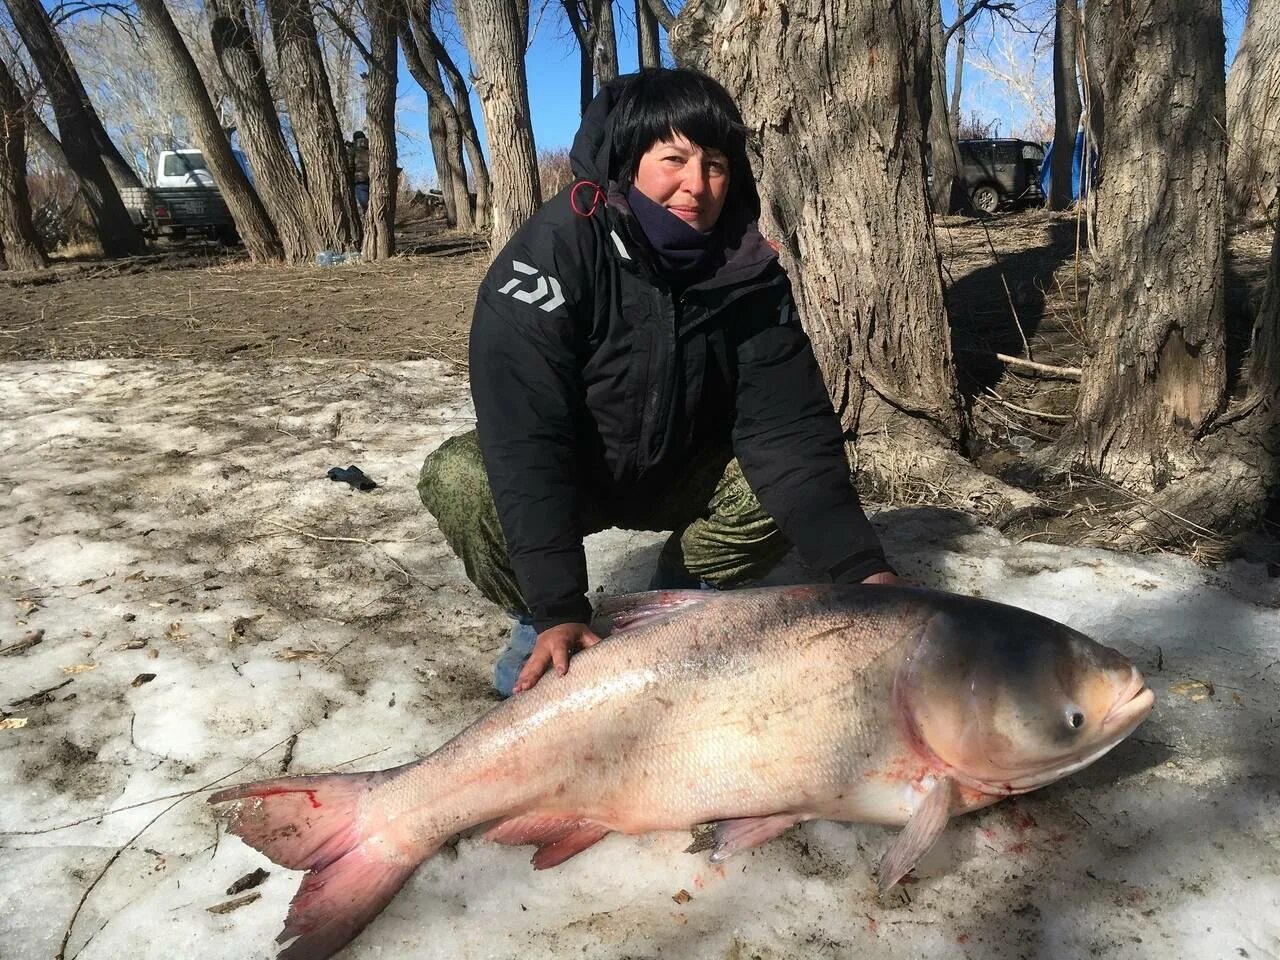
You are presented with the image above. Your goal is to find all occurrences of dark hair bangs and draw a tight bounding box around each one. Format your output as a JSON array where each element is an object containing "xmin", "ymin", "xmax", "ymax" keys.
[{"xmin": 611, "ymin": 69, "xmax": 749, "ymax": 183}]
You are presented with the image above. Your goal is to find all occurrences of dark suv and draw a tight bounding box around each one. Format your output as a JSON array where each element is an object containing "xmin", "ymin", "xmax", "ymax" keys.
[{"xmin": 957, "ymin": 138, "xmax": 1046, "ymax": 212}]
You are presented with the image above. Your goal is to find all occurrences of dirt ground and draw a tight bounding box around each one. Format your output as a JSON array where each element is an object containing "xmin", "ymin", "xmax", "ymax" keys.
[{"xmin": 0, "ymin": 217, "xmax": 485, "ymax": 366}]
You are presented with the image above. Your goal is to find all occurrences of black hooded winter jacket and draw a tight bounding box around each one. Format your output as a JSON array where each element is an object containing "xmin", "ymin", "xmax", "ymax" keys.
[{"xmin": 469, "ymin": 84, "xmax": 891, "ymax": 633}]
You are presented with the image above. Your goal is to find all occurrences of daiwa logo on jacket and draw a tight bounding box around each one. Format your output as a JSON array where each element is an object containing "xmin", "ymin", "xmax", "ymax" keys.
[{"xmin": 499, "ymin": 260, "xmax": 565, "ymax": 312}]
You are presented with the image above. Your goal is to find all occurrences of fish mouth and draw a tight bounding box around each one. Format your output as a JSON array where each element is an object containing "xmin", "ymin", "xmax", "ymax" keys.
[{"xmin": 1102, "ymin": 669, "xmax": 1155, "ymax": 732}]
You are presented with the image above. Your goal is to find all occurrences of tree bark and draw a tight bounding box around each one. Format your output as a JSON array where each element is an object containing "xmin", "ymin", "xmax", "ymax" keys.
[
  {"xmin": 645, "ymin": 0, "xmax": 674, "ymax": 31},
  {"xmin": 426, "ymin": 95, "xmax": 457, "ymax": 224},
  {"xmin": 208, "ymin": 0, "xmax": 317, "ymax": 261},
  {"xmin": 1248, "ymin": 210, "xmax": 1280, "ymax": 405},
  {"xmin": 1067, "ymin": 0, "xmax": 1227, "ymax": 493},
  {"xmin": 672, "ymin": 0, "xmax": 1017, "ymax": 508},
  {"xmin": 135, "ymin": 0, "xmax": 281, "ymax": 261},
  {"xmin": 3, "ymin": 0, "xmax": 144, "ymax": 257},
  {"xmin": 453, "ymin": 0, "xmax": 540, "ymax": 250},
  {"xmin": 400, "ymin": 4, "xmax": 473, "ymax": 228},
  {"xmin": 1079, "ymin": 0, "xmax": 1105, "ymax": 155},
  {"xmin": 591, "ymin": 0, "xmax": 619, "ymax": 86},
  {"xmin": 926, "ymin": 0, "xmax": 968, "ymax": 214},
  {"xmin": 637, "ymin": 0, "xmax": 661, "ymax": 68},
  {"xmin": 563, "ymin": 0, "xmax": 594, "ymax": 114},
  {"xmin": 0, "ymin": 57, "xmax": 47, "ymax": 269},
  {"xmin": 949, "ymin": 9, "xmax": 964, "ymax": 140},
  {"xmin": 266, "ymin": 0, "xmax": 362, "ymax": 250},
  {"xmin": 361, "ymin": 0, "xmax": 397, "ymax": 260},
  {"xmin": 1049, "ymin": 0, "xmax": 1082, "ymax": 210},
  {"xmin": 418, "ymin": 15, "xmax": 491, "ymax": 228},
  {"xmin": 1225, "ymin": 0, "xmax": 1279, "ymax": 225}
]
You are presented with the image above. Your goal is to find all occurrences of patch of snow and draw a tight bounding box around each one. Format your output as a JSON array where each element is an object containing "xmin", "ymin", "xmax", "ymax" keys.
[{"xmin": 1, "ymin": 360, "xmax": 1277, "ymax": 960}]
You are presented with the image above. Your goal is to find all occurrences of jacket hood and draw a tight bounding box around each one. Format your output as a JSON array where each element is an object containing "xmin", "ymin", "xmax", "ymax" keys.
[
  {"xmin": 568, "ymin": 73, "xmax": 771, "ymax": 283},
  {"xmin": 569, "ymin": 74, "xmax": 762, "ymax": 220},
  {"xmin": 569, "ymin": 76, "xmax": 630, "ymax": 185}
]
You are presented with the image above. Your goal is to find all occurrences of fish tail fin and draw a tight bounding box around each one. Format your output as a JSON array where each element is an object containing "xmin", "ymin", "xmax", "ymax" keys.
[{"xmin": 209, "ymin": 770, "xmax": 436, "ymax": 960}]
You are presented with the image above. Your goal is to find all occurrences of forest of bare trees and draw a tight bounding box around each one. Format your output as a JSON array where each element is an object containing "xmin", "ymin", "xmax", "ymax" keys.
[{"xmin": 0, "ymin": 0, "xmax": 1277, "ymax": 551}]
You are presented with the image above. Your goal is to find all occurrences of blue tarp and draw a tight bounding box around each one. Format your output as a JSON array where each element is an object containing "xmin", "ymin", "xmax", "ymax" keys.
[{"xmin": 1039, "ymin": 131, "xmax": 1097, "ymax": 202}]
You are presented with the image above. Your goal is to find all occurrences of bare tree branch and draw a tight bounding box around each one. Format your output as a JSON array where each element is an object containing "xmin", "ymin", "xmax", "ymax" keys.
[
  {"xmin": 943, "ymin": 0, "xmax": 1016, "ymax": 46},
  {"xmin": 644, "ymin": 0, "xmax": 674, "ymax": 31},
  {"xmin": 314, "ymin": 0, "xmax": 372, "ymax": 60},
  {"xmin": 48, "ymin": 0, "xmax": 138, "ymax": 33}
]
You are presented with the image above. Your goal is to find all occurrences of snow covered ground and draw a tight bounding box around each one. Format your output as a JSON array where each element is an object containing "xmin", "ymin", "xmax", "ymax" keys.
[{"xmin": 1, "ymin": 359, "xmax": 1277, "ymax": 960}]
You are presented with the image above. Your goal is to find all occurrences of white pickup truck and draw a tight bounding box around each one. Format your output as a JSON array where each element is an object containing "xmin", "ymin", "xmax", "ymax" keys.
[{"xmin": 120, "ymin": 148, "xmax": 252, "ymax": 242}]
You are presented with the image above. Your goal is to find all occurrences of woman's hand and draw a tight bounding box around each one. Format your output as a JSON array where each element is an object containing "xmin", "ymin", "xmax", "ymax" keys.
[{"xmin": 512, "ymin": 622, "xmax": 602, "ymax": 694}]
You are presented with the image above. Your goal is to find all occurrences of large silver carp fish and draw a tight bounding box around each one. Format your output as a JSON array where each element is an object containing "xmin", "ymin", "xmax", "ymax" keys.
[{"xmin": 210, "ymin": 584, "xmax": 1154, "ymax": 959}]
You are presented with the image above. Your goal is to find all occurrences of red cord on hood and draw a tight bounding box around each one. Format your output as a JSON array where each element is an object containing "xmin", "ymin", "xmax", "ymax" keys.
[{"xmin": 570, "ymin": 180, "xmax": 605, "ymax": 218}]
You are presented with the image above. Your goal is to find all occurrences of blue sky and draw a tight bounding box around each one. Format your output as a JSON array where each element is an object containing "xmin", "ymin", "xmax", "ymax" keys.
[{"xmin": 394, "ymin": 1, "xmax": 1248, "ymax": 188}]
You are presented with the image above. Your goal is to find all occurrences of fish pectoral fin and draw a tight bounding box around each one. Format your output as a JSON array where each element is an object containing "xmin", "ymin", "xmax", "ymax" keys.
[
  {"xmin": 483, "ymin": 814, "xmax": 612, "ymax": 869},
  {"xmin": 700, "ymin": 813, "xmax": 803, "ymax": 863},
  {"xmin": 876, "ymin": 777, "xmax": 954, "ymax": 893}
]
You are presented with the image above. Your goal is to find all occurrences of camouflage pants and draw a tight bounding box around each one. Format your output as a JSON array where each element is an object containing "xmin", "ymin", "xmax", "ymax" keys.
[{"xmin": 417, "ymin": 430, "xmax": 790, "ymax": 617}]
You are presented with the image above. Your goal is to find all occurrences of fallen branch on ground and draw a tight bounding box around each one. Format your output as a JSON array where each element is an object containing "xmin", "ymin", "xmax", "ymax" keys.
[{"xmin": 993, "ymin": 352, "xmax": 1082, "ymax": 380}]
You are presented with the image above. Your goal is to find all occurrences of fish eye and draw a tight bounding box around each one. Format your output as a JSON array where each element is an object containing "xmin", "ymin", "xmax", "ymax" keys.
[{"xmin": 1068, "ymin": 710, "xmax": 1086, "ymax": 729}]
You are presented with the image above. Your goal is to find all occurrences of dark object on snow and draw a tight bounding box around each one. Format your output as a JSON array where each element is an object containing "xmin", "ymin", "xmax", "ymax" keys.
[
  {"xmin": 327, "ymin": 465, "xmax": 378, "ymax": 491},
  {"xmin": 226, "ymin": 867, "xmax": 270, "ymax": 895}
]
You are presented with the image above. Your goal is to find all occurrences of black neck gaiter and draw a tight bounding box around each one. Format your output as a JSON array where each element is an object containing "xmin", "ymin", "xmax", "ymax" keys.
[{"xmin": 626, "ymin": 185, "xmax": 719, "ymax": 278}]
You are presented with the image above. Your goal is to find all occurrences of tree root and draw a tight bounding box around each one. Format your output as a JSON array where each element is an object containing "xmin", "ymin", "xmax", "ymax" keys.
[{"xmin": 854, "ymin": 421, "xmax": 1043, "ymax": 517}]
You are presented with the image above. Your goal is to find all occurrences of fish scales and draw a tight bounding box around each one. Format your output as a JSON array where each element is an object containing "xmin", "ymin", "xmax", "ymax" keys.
[{"xmin": 372, "ymin": 588, "xmax": 930, "ymax": 840}]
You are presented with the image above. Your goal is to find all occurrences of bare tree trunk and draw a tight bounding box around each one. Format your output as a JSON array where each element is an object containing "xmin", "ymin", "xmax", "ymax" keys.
[
  {"xmin": 317, "ymin": 0, "xmax": 361, "ymax": 132},
  {"xmin": 645, "ymin": 0, "xmax": 674, "ymax": 31},
  {"xmin": 266, "ymin": 0, "xmax": 362, "ymax": 249},
  {"xmin": 135, "ymin": 0, "xmax": 281, "ymax": 261},
  {"xmin": 209, "ymin": 0, "xmax": 317, "ymax": 261},
  {"xmin": 1248, "ymin": 214, "xmax": 1280, "ymax": 403},
  {"xmin": 426, "ymin": 97, "xmax": 457, "ymax": 224},
  {"xmin": 89, "ymin": 121, "xmax": 144, "ymax": 193},
  {"xmin": 1049, "ymin": 0, "xmax": 1082, "ymax": 210},
  {"xmin": 418, "ymin": 14, "xmax": 491, "ymax": 228},
  {"xmin": 1067, "ymin": 0, "xmax": 1227, "ymax": 492},
  {"xmin": 361, "ymin": 0, "xmax": 397, "ymax": 260},
  {"xmin": 399, "ymin": 4, "xmax": 473, "ymax": 228},
  {"xmin": 637, "ymin": 0, "xmax": 660, "ymax": 68},
  {"xmin": 1225, "ymin": 0, "xmax": 1279, "ymax": 225},
  {"xmin": 0, "ymin": 57, "xmax": 46, "ymax": 269},
  {"xmin": 454, "ymin": 0, "xmax": 540, "ymax": 250},
  {"xmin": 591, "ymin": 0, "xmax": 619, "ymax": 85},
  {"xmin": 926, "ymin": 0, "xmax": 968, "ymax": 214},
  {"xmin": 3, "ymin": 0, "xmax": 143, "ymax": 257},
  {"xmin": 563, "ymin": 0, "xmax": 594, "ymax": 114},
  {"xmin": 672, "ymin": 0, "xmax": 1025, "ymax": 509},
  {"xmin": 23, "ymin": 102, "xmax": 68, "ymax": 169},
  {"xmin": 949, "ymin": 7, "xmax": 965, "ymax": 140}
]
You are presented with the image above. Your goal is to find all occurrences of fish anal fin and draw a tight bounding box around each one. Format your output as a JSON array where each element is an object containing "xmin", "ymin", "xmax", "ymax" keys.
[
  {"xmin": 701, "ymin": 813, "xmax": 802, "ymax": 863},
  {"xmin": 483, "ymin": 814, "xmax": 612, "ymax": 868},
  {"xmin": 877, "ymin": 777, "xmax": 954, "ymax": 893},
  {"xmin": 531, "ymin": 822, "xmax": 612, "ymax": 869},
  {"xmin": 592, "ymin": 590, "xmax": 718, "ymax": 636}
]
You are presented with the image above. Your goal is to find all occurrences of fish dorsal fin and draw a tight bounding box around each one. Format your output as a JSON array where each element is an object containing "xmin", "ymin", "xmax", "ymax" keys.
[
  {"xmin": 592, "ymin": 589, "xmax": 719, "ymax": 637},
  {"xmin": 876, "ymin": 776, "xmax": 954, "ymax": 892}
]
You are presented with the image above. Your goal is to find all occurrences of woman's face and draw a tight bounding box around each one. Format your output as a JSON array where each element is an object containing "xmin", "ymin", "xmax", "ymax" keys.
[{"xmin": 633, "ymin": 134, "xmax": 730, "ymax": 232}]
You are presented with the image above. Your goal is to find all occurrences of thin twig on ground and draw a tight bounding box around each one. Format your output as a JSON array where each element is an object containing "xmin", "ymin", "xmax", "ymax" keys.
[{"xmin": 52, "ymin": 731, "xmax": 303, "ymax": 960}]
